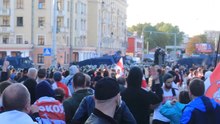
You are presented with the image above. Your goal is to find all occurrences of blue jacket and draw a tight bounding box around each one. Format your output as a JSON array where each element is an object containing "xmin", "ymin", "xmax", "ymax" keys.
[
  {"xmin": 181, "ymin": 96, "xmax": 220, "ymax": 124},
  {"xmin": 72, "ymin": 95, "xmax": 137, "ymax": 124},
  {"xmin": 160, "ymin": 101, "xmax": 185, "ymax": 124}
]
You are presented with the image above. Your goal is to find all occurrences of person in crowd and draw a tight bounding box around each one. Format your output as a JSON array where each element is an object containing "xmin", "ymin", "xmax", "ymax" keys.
[
  {"xmin": 54, "ymin": 88, "xmax": 65, "ymax": 103},
  {"xmin": 160, "ymin": 91, "xmax": 191, "ymax": 124},
  {"xmin": 0, "ymin": 81, "xmax": 12, "ymax": 113},
  {"xmin": 152, "ymin": 73, "xmax": 179, "ymax": 124},
  {"xmin": 34, "ymin": 80, "xmax": 65, "ymax": 123},
  {"xmin": 103, "ymin": 70, "xmax": 109, "ymax": 77},
  {"xmin": 23, "ymin": 78, "xmax": 37, "ymax": 105},
  {"xmin": 14, "ymin": 71, "xmax": 22, "ymax": 82},
  {"xmin": 63, "ymin": 65, "xmax": 79, "ymax": 93},
  {"xmin": 52, "ymin": 71, "xmax": 71, "ymax": 99},
  {"xmin": 63, "ymin": 72, "xmax": 93, "ymax": 124},
  {"xmin": 85, "ymin": 77, "xmax": 135, "ymax": 124},
  {"xmin": 181, "ymin": 78, "xmax": 220, "ymax": 124},
  {"xmin": 0, "ymin": 83, "xmax": 38, "ymax": 124},
  {"xmin": 117, "ymin": 76, "xmax": 126, "ymax": 92},
  {"xmin": 168, "ymin": 70, "xmax": 179, "ymax": 89},
  {"xmin": 36, "ymin": 68, "xmax": 47, "ymax": 84},
  {"xmin": 27, "ymin": 68, "xmax": 38, "ymax": 80},
  {"xmin": 121, "ymin": 66, "xmax": 163, "ymax": 124},
  {"xmin": 18, "ymin": 68, "xmax": 29, "ymax": 82},
  {"xmin": 0, "ymin": 60, "xmax": 10, "ymax": 82},
  {"xmin": 9, "ymin": 68, "xmax": 16, "ymax": 80}
]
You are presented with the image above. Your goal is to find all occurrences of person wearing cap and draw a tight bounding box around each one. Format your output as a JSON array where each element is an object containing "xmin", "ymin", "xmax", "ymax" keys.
[
  {"xmin": 85, "ymin": 77, "xmax": 127, "ymax": 124},
  {"xmin": 34, "ymin": 81, "xmax": 65, "ymax": 123},
  {"xmin": 52, "ymin": 71, "xmax": 71, "ymax": 99}
]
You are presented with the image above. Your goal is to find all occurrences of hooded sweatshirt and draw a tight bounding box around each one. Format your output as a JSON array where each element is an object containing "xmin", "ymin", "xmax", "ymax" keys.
[
  {"xmin": 181, "ymin": 96, "xmax": 220, "ymax": 124},
  {"xmin": 63, "ymin": 65, "xmax": 79, "ymax": 93}
]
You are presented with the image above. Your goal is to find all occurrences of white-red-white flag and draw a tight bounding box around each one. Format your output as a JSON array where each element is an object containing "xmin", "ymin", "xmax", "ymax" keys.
[
  {"xmin": 116, "ymin": 57, "xmax": 124, "ymax": 77},
  {"xmin": 205, "ymin": 63, "xmax": 220, "ymax": 103}
]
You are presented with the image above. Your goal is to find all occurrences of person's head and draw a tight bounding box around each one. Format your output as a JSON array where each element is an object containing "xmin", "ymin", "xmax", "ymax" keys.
[
  {"xmin": 2, "ymin": 83, "xmax": 31, "ymax": 113},
  {"xmin": 35, "ymin": 81, "xmax": 55, "ymax": 100},
  {"xmin": 54, "ymin": 88, "xmax": 65, "ymax": 103},
  {"xmin": 73, "ymin": 72, "xmax": 86, "ymax": 89},
  {"xmin": 168, "ymin": 71, "xmax": 176, "ymax": 80},
  {"xmin": 94, "ymin": 77, "xmax": 121, "ymax": 108},
  {"xmin": 69, "ymin": 65, "xmax": 79, "ymax": 75},
  {"xmin": 163, "ymin": 73, "xmax": 173, "ymax": 89},
  {"xmin": 23, "ymin": 78, "xmax": 37, "ymax": 104},
  {"xmin": 117, "ymin": 76, "xmax": 126, "ymax": 86},
  {"xmin": 37, "ymin": 68, "xmax": 47, "ymax": 79},
  {"xmin": 179, "ymin": 91, "xmax": 191, "ymax": 104},
  {"xmin": 84, "ymin": 73, "xmax": 91, "ymax": 87},
  {"xmin": 22, "ymin": 68, "xmax": 29, "ymax": 76},
  {"xmin": 53, "ymin": 71, "xmax": 62, "ymax": 82},
  {"xmin": 103, "ymin": 70, "xmax": 109, "ymax": 77},
  {"xmin": 27, "ymin": 68, "xmax": 38, "ymax": 79},
  {"xmin": 0, "ymin": 81, "xmax": 12, "ymax": 107},
  {"xmin": 127, "ymin": 66, "xmax": 143, "ymax": 88},
  {"xmin": 189, "ymin": 78, "xmax": 205, "ymax": 98}
]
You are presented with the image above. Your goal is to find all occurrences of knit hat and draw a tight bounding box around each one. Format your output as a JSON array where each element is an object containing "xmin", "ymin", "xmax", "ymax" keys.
[
  {"xmin": 95, "ymin": 77, "xmax": 120, "ymax": 100},
  {"xmin": 35, "ymin": 80, "xmax": 55, "ymax": 99},
  {"xmin": 163, "ymin": 73, "xmax": 173, "ymax": 82},
  {"xmin": 53, "ymin": 71, "xmax": 62, "ymax": 82}
]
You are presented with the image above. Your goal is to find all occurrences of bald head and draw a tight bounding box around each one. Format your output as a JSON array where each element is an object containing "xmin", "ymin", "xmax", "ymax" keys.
[
  {"xmin": 2, "ymin": 83, "xmax": 30, "ymax": 112},
  {"xmin": 27, "ymin": 68, "xmax": 38, "ymax": 79}
]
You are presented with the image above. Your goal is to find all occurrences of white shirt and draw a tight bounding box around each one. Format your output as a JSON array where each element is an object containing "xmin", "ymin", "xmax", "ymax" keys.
[
  {"xmin": 0, "ymin": 110, "xmax": 37, "ymax": 124},
  {"xmin": 153, "ymin": 87, "xmax": 179, "ymax": 122}
]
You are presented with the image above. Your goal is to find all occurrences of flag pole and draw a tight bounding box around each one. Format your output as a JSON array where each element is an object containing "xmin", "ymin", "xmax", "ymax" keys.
[{"xmin": 215, "ymin": 35, "xmax": 220, "ymax": 67}]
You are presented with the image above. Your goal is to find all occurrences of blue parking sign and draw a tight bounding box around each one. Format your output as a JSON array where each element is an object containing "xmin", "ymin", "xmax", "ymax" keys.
[{"xmin": 43, "ymin": 48, "xmax": 52, "ymax": 56}]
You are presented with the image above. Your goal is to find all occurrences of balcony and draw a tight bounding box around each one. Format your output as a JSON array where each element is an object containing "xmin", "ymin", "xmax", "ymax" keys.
[
  {"xmin": 0, "ymin": 27, "xmax": 11, "ymax": 33},
  {"xmin": 0, "ymin": 9, "xmax": 10, "ymax": 16}
]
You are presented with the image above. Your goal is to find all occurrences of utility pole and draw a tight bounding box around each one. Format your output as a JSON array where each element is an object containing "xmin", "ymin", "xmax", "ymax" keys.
[
  {"xmin": 69, "ymin": 0, "xmax": 74, "ymax": 63},
  {"xmin": 52, "ymin": 0, "xmax": 57, "ymax": 67}
]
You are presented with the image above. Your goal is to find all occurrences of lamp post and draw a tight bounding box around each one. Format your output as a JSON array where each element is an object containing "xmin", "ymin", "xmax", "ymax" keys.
[
  {"xmin": 142, "ymin": 30, "xmax": 177, "ymax": 60},
  {"xmin": 52, "ymin": 0, "xmax": 57, "ymax": 67}
]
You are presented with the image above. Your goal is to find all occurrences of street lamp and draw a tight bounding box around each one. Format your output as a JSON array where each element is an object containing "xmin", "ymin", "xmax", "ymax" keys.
[{"xmin": 142, "ymin": 29, "xmax": 177, "ymax": 60}]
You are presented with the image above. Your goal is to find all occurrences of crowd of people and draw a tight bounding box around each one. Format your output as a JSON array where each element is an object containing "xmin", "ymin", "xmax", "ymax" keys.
[{"xmin": 0, "ymin": 60, "xmax": 220, "ymax": 124}]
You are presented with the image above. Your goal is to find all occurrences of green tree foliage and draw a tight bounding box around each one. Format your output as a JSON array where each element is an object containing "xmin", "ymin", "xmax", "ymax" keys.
[
  {"xmin": 128, "ymin": 22, "xmax": 184, "ymax": 50},
  {"xmin": 186, "ymin": 35, "xmax": 207, "ymax": 55}
]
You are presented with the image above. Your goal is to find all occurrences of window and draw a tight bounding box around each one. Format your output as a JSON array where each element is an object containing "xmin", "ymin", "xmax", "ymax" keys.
[
  {"xmin": 3, "ymin": 0, "xmax": 10, "ymax": 8},
  {"xmin": 2, "ymin": 16, "xmax": 10, "ymax": 26},
  {"xmin": 16, "ymin": 35, "xmax": 23, "ymax": 44},
  {"xmin": 37, "ymin": 54, "xmax": 44, "ymax": 64},
  {"xmin": 67, "ymin": 1, "xmax": 70, "ymax": 12},
  {"xmin": 38, "ymin": 35, "xmax": 45, "ymax": 45},
  {"xmin": 38, "ymin": 0, "xmax": 45, "ymax": 9},
  {"xmin": 57, "ymin": 17, "xmax": 64, "ymax": 32},
  {"xmin": 57, "ymin": 0, "xmax": 64, "ymax": 11},
  {"xmin": 67, "ymin": 18, "xmax": 70, "ymax": 28},
  {"xmin": 17, "ymin": 0, "xmax": 24, "ymax": 9},
  {"xmin": 17, "ymin": 17, "xmax": 23, "ymax": 26},
  {"xmin": 38, "ymin": 17, "xmax": 45, "ymax": 27},
  {"xmin": 2, "ymin": 36, "xmax": 9, "ymax": 44}
]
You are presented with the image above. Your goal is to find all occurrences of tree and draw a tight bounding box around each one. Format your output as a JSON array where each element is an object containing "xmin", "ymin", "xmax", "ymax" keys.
[
  {"xmin": 186, "ymin": 35, "xmax": 207, "ymax": 55},
  {"xmin": 128, "ymin": 22, "xmax": 184, "ymax": 51}
]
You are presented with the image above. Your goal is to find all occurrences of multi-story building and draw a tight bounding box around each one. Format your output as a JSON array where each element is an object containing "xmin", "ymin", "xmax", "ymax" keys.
[
  {"xmin": 87, "ymin": 0, "xmax": 127, "ymax": 56},
  {"xmin": 0, "ymin": 0, "xmax": 127, "ymax": 67},
  {"xmin": 0, "ymin": 0, "xmax": 32, "ymax": 58},
  {"xmin": 72, "ymin": 0, "xmax": 96, "ymax": 62}
]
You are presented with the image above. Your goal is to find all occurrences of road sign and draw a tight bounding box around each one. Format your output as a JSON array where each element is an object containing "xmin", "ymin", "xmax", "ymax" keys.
[{"xmin": 43, "ymin": 48, "xmax": 52, "ymax": 56}]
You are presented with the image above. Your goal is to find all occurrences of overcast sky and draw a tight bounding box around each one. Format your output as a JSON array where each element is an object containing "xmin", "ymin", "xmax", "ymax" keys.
[{"xmin": 127, "ymin": 0, "xmax": 220, "ymax": 36}]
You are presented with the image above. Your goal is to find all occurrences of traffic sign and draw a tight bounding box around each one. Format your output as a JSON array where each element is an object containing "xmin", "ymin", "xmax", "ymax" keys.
[{"xmin": 43, "ymin": 48, "xmax": 52, "ymax": 56}]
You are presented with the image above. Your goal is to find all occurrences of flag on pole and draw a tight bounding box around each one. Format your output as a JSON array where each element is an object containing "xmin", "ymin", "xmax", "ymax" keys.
[
  {"xmin": 115, "ymin": 57, "xmax": 124, "ymax": 77},
  {"xmin": 205, "ymin": 63, "xmax": 220, "ymax": 103}
]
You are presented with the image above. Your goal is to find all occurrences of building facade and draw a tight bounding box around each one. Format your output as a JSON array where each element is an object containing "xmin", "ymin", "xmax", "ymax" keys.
[
  {"xmin": 0, "ymin": 0, "xmax": 127, "ymax": 67},
  {"xmin": 87, "ymin": 0, "xmax": 127, "ymax": 56}
]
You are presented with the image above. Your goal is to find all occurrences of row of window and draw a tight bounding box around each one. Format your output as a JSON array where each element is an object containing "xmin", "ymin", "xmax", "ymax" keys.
[
  {"xmin": 15, "ymin": 0, "xmax": 69, "ymax": 11},
  {"xmin": 1, "ymin": 35, "xmax": 44, "ymax": 45}
]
